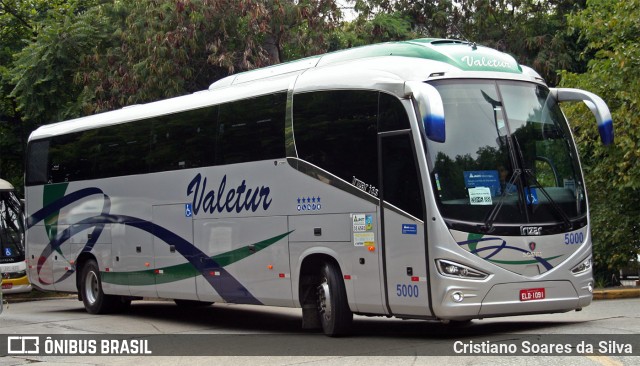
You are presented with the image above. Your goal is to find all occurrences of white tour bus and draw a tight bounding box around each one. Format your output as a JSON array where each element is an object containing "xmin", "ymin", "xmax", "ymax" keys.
[
  {"xmin": 25, "ymin": 39, "xmax": 613, "ymax": 336},
  {"xmin": 1, "ymin": 178, "xmax": 30, "ymax": 295}
]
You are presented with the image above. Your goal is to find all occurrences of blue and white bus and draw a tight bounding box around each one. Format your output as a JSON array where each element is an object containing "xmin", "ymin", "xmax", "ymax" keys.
[{"xmin": 25, "ymin": 39, "xmax": 612, "ymax": 336}]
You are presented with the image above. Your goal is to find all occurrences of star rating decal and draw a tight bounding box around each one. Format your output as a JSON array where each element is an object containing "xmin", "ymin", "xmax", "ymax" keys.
[{"xmin": 296, "ymin": 196, "xmax": 322, "ymax": 211}]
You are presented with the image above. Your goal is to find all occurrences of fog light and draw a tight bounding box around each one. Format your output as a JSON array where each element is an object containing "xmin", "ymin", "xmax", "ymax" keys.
[
  {"xmin": 587, "ymin": 282, "xmax": 593, "ymax": 293},
  {"xmin": 451, "ymin": 291, "xmax": 464, "ymax": 303}
]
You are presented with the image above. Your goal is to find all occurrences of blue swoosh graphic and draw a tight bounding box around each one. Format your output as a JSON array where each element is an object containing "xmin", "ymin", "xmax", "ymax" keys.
[
  {"xmin": 457, "ymin": 237, "xmax": 554, "ymax": 270},
  {"xmin": 28, "ymin": 187, "xmax": 262, "ymax": 305}
]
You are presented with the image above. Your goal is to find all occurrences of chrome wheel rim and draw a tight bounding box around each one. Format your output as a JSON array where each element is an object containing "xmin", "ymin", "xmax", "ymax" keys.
[
  {"xmin": 317, "ymin": 278, "xmax": 331, "ymax": 320},
  {"xmin": 85, "ymin": 271, "xmax": 99, "ymax": 305}
]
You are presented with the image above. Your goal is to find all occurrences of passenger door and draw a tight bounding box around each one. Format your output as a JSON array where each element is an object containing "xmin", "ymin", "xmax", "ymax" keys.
[{"xmin": 379, "ymin": 130, "xmax": 431, "ymax": 317}]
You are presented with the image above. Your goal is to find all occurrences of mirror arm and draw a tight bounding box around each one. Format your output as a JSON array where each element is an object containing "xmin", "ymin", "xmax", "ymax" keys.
[{"xmin": 550, "ymin": 88, "xmax": 614, "ymax": 145}]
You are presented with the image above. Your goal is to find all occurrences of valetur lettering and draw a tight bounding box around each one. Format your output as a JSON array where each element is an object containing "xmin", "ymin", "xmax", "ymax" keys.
[{"xmin": 187, "ymin": 173, "xmax": 272, "ymax": 215}]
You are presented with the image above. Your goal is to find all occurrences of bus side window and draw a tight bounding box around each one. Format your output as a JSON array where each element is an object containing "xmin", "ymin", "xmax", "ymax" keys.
[
  {"xmin": 293, "ymin": 90, "xmax": 379, "ymax": 191},
  {"xmin": 149, "ymin": 106, "xmax": 217, "ymax": 172},
  {"xmin": 26, "ymin": 140, "xmax": 50, "ymax": 186},
  {"xmin": 379, "ymin": 93, "xmax": 410, "ymax": 132},
  {"xmin": 381, "ymin": 134, "xmax": 424, "ymax": 220},
  {"xmin": 218, "ymin": 92, "xmax": 286, "ymax": 165}
]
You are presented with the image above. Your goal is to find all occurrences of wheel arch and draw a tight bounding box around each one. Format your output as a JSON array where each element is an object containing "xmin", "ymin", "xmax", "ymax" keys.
[
  {"xmin": 297, "ymin": 249, "xmax": 349, "ymax": 309},
  {"xmin": 75, "ymin": 252, "xmax": 97, "ymax": 301}
]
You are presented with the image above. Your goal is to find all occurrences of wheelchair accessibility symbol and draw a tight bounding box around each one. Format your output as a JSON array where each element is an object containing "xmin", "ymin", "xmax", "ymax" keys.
[{"xmin": 185, "ymin": 203, "xmax": 193, "ymax": 217}]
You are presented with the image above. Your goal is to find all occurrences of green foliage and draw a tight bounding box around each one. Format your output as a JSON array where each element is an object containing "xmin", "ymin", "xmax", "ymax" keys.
[
  {"xmin": 560, "ymin": 0, "xmax": 640, "ymax": 271},
  {"xmin": 330, "ymin": 11, "xmax": 415, "ymax": 50},
  {"xmin": 351, "ymin": 0, "xmax": 587, "ymax": 85},
  {"xmin": 0, "ymin": 0, "xmax": 105, "ymax": 190},
  {"xmin": 10, "ymin": 6, "xmax": 112, "ymax": 123},
  {"xmin": 76, "ymin": 0, "xmax": 340, "ymax": 113}
]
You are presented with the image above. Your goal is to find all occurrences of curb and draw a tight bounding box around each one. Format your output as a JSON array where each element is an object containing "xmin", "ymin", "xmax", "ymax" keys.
[
  {"xmin": 593, "ymin": 288, "xmax": 640, "ymax": 300},
  {"xmin": 3, "ymin": 294, "xmax": 76, "ymax": 304}
]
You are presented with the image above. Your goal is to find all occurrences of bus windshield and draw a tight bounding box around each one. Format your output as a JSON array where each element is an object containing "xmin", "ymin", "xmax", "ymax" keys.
[
  {"xmin": 426, "ymin": 79, "xmax": 586, "ymax": 232},
  {"xmin": 0, "ymin": 189, "xmax": 25, "ymax": 263}
]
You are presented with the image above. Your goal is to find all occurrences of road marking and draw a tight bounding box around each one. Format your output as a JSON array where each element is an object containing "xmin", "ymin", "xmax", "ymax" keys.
[{"xmin": 586, "ymin": 355, "xmax": 623, "ymax": 366}]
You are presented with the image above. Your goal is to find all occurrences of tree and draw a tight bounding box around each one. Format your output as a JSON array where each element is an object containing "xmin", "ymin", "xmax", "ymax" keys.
[
  {"xmin": 351, "ymin": 0, "xmax": 587, "ymax": 85},
  {"xmin": 559, "ymin": 0, "xmax": 640, "ymax": 279},
  {"xmin": 75, "ymin": 0, "xmax": 341, "ymax": 113},
  {"xmin": 0, "ymin": 0, "xmax": 104, "ymax": 190}
]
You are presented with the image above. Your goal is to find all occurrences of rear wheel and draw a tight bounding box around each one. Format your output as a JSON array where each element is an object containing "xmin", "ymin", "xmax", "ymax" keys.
[
  {"xmin": 80, "ymin": 259, "xmax": 129, "ymax": 314},
  {"xmin": 317, "ymin": 262, "xmax": 352, "ymax": 336}
]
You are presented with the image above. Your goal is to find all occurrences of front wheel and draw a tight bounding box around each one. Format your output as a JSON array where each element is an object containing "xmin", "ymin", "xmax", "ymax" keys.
[
  {"xmin": 317, "ymin": 262, "xmax": 353, "ymax": 336},
  {"xmin": 80, "ymin": 259, "xmax": 128, "ymax": 314}
]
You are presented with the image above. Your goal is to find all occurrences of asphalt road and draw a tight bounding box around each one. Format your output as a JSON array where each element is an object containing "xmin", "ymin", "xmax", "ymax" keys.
[{"xmin": 0, "ymin": 296, "xmax": 639, "ymax": 365}]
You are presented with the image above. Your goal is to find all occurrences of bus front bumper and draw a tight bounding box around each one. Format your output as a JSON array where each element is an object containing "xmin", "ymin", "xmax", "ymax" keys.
[
  {"xmin": 1, "ymin": 275, "xmax": 32, "ymax": 294},
  {"xmin": 436, "ymin": 280, "xmax": 592, "ymax": 320}
]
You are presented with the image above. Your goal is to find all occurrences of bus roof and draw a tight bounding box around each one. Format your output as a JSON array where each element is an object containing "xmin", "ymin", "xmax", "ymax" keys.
[
  {"xmin": 29, "ymin": 38, "xmax": 538, "ymax": 141},
  {"xmin": 209, "ymin": 38, "xmax": 523, "ymax": 89}
]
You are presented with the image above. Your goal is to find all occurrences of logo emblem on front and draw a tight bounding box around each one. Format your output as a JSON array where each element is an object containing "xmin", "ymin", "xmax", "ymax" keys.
[{"xmin": 529, "ymin": 242, "xmax": 536, "ymax": 252}]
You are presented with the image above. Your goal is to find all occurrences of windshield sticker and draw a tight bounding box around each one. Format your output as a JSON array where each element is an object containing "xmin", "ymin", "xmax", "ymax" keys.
[
  {"xmin": 464, "ymin": 170, "xmax": 500, "ymax": 196},
  {"xmin": 525, "ymin": 187, "xmax": 539, "ymax": 205},
  {"xmin": 469, "ymin": 187, "xmax": 493, "ymax": 205},
  {"xmin": 4, "ymin": 248, "xmax": 12, "ymax": 257},
  {"xmin": 354, "ymin": 232, "xmax": 375, "ymax": 247}
]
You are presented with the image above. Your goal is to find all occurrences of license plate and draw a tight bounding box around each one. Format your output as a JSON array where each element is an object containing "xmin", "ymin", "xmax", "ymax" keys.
[
  {"xmin": 520, "ymin": 287, "xmax": 545, "ymax": 301},
  {"xmin": 2, "ymin": 283, "xmax": 12, "ymax": 290}
]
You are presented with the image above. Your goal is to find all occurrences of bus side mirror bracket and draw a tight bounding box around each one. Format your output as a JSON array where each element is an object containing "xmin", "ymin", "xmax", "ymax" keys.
[
  {"xmin": 550, "ymin": 88, "xmax": 614, "ymax": 145},
  {"xmin": 405, "ymin": 82, "xmax": 446, "ymax": 142}
]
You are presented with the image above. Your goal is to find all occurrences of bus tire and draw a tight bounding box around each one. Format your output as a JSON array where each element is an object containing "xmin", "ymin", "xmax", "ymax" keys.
[
  {"xmin": 80, "ymin": 259, "xmax": 121, "ymax": 314},
  {"xmin": 317, "ymin": 262, "xmax": 353, "ymax": 336},
  {"xmin": 174, "ymin": 299, "xmax": 213, "ymax": 308}
]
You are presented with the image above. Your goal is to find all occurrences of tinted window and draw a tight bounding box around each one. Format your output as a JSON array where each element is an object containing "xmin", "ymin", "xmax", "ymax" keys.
[
  {"xmin": 30, "ymin": 92, "xmax": 287, "ymax": 185},
  {"xmin": 381, "ymin": 134, "xmax": 424, "ymax": 219},
  {"xmin": 293, "ymin": 90, "xmax": 379, "ymax": 193},
  {"xmin": 149, "ymin": 107, "xmax": 217, "ymax": 172},
  {"xmin": 218, "ymin": 93, "xmax": 286, "ymax": 165},
  {"xmin": 94, "ymin": 122, "xmax": 151, "ymax": 178},
  {"xmin": 379, "ymin": 93, "xmax": 410, "ymax": 132},
  {"xmin": 26, "ymin": 140, "xmax": 49, "ymax": 186}
]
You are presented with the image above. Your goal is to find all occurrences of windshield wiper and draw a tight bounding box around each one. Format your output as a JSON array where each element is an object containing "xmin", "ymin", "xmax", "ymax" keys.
[
  {"xmin": 509, "ymin": 133, "xmax": 573, "ymax": 230},
  {"xmin": 522, "ymin": 169, "xmax": 573, "ymax": 230},
  {"xmin": 480, "ymin": 169, "xmax": 521, "ymax": 233}
]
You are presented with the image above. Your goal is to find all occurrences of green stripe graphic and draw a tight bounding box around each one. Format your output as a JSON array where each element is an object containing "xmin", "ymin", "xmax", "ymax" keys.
[{"xmin": 102, "ymin": 231, "xmax": 292, "ymax": 286}]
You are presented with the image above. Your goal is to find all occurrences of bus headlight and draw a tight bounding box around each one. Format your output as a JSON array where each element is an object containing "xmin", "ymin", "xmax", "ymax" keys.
[
  {"xmin": 571, "ymin": 256, "xmax": 592, "ymax": 275},
  {"xmin": 436, "ymin": 259, "xmax": 489, "ymax": 280}
]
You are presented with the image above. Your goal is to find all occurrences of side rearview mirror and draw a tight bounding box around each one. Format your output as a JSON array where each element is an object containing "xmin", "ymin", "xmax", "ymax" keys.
[
  {"xmin": 550, "ymin": 88, "xmax": 614, "ymax": 145},
  {"xmin": 405, "ymin": 82, "xmax": 446, "ymax": 143}
]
